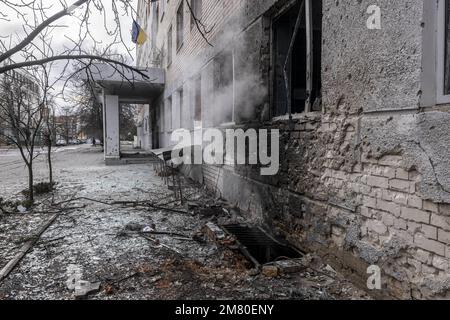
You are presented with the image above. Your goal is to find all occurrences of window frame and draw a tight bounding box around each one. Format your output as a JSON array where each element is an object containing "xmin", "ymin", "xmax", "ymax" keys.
[
  {"xmin": 437, "ymin": 0, "xmax": 450, "ymax": 103},
  {"xmin": 193, "ymin": 75, "xmax": 202, "ymax": 128},
  {"xmin": 213, "ymin": 50, "xmax": 235, "ymax": 125},
  {"xmin": 167, "ymin": 25, "xmax": 173, "ymax": 67},
  {"xmin": 422, "ymin": 0, "xmax": 450, "ymax": 106},
  {"xmin": 270, "ymin": 0, "xmax": 317, "ymax": 119},
  {"xmin": 178, "ymin": 87, "xmax": 185, "ymax": 129}
]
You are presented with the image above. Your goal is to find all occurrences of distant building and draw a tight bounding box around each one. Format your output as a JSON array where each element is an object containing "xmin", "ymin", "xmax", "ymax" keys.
[
  {"xmin": 54, "ymin": 114, "xmax": 79, "ymax": 143},
  {"xmin": 0, "ymin": 60, "xmax": 41, "ymax": 145}
]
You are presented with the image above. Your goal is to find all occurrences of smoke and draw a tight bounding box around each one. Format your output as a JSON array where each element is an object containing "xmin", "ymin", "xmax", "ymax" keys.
[
  {"xmin": 210, "ymin": 72, "xmax": 267, "ymax": 126},
  {"xmin": 173, "ymin": 12, "xmax": 267, "ymax": 129}
]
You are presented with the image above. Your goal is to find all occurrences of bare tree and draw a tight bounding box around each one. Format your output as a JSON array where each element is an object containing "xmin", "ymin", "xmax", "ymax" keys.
[
  {"xmin": 0, "ymin": 67, "xmax": 51, "ymax": 203},
  {"xmin": 43, "ymin": 96, "xmax": 56, "ymax": 186}
]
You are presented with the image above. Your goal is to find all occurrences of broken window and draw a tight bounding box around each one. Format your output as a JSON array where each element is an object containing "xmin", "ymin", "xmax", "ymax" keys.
[
  {"xmin": 194, "ymin": 76, "xmax": 202, "ymax": 127},
  {"xmin": 190, "ymin": 0, "xmax": 203, "ymax": 29},
  {"xmin": 178, "ymin": 88, "xmax": 185, "ymax": 129},
  {"xmin": 272, "ymin": 0, "xmax": 322, "ymax": 117},
  {"xmin": 213, "ymin": 51, "xmax": 234, "ymax": 125},
  {"xmin": 167, "ymin": 25, "xmax": 173, "ymax": 66},
  {"xmin": 176, "ymin": 1, "xmax": 184, "ymax": 50}
]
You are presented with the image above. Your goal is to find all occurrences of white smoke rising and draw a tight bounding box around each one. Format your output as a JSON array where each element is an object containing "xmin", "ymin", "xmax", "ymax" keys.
[{"xmin": 173, "ymin": 12, "xmax": 267, "ymax": 129}]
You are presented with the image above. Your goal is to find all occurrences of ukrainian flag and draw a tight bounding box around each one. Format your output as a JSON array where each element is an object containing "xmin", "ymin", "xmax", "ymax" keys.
[{"xmin": 132, "ymin": 20, "xmax": 148, "ymax": 45}]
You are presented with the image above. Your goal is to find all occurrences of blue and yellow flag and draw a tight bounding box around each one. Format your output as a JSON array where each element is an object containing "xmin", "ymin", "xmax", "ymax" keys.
[{"xmin": 132, "ymin": 20, "xmax": 148, "ymax": 45}]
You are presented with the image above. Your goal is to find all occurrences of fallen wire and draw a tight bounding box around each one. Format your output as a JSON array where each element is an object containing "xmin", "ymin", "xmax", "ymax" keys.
[
  {"xmin": 139, "ymin": 233, "xmax": 183, "ymax": 256},
  {"xmin": 50, "ymin": 197, "xmax": 191, "ymax": 215},
  {"xmin": 140, "ymin": 231, "xmax": 192, "ymax": 239},
  {"xmin": 31, "ymin": 205, "xmax": 87, "ymax": 215},
  {"xmin": 109, "ymin": 272, "xmax": 140, "ymax": 286}
]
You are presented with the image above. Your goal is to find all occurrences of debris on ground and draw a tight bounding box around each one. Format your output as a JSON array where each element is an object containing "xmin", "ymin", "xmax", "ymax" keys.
[
  {"xmin": 203, "ymin": 222, "xmax": 226, "ymax": 242},
  {"xmin": 73, "ymin": 281, "xmax": 101, "ymax": 299},
  {"xmin": 0, "ymin": 147, "xmax": 372, "ymax": 300},
  {"xmin": 272, "ymin": 259, "xmax": 305, "ymax": 275},
  {"xmin": 262, "ymin": 265, "xmax": 279, "ymax": 278},
  {"xmin": 16, "ymin": 205, "xmax": 27, "ymax": 214}
]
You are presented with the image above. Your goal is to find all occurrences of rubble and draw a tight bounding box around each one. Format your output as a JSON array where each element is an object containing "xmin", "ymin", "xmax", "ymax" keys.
[
  {"xmin": 272, "ymin": 259, "xmax": 305, "ymax": 275},
  {"xmin": 16, "ymin": 206, "xmax": 27, "ymax": 214},
  {"xmin": 203, "ymin": 222, "xmax": 226, "ymax": 242},
  {"xmin": 74, "ymin": 281, "xmax": 101, "ymax": 299},
  {"xmin": 0, "ymin": 147, "xmax": 372, "ymax": 300},
  {"xmin": 262, "ymin": 266, "xmax": 279, "ymax": 278}
]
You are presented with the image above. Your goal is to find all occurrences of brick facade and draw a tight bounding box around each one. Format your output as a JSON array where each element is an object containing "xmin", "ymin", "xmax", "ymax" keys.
[{"xmin": 137, "ymin": 0, "xmax": 450, "ymax": 299}]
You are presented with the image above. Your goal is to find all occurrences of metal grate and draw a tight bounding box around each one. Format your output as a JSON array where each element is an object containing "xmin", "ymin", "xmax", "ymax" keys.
[{"xmin": 222, "ymin": 224, "xmax": 303, "ymax": 266}]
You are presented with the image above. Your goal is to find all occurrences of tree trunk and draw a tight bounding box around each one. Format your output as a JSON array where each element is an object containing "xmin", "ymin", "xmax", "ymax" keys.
[
  {"xmin": 27, "ymin": 161, "xmax": 34, "ymax": 203},
  {"xmin": 47, "ymin": 141, "xmax": 53, "ymax": 185}
]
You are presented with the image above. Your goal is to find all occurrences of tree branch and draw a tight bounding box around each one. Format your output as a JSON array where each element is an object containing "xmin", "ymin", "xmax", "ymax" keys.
[
  {"xmin": 0, "ymin": 54, "xmax": 150, "ymax": 79},
  {"xmin": 0, "ymin": 0, "xmax": 89, "ymax": 63}
]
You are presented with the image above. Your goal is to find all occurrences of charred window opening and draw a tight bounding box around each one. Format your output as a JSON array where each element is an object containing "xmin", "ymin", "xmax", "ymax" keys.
[
  {"xmin": 178, "ymin": 88, "xmax": 185, "ymax": 129},
  {"xmin": 272, "ymin": 0, "xmax": 322, "ymax": 117},
  {"xmin": 194, "ymin": 76, "xmax": 202, "ymax": 126},
  {"xmin": 167, "ymin": 25, "xmax": 173, "ymax": 66},
  {"xmin": 213, "ymin": 52, "xmax": 234, "ymax": 125}
]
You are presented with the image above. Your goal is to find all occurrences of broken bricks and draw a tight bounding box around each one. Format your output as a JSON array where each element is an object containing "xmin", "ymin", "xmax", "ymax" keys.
[
  {"xmin": 73, "ymin": 280, "xmax": 101, "ymax": 299},
  {"xmin": 66, "ymin": 264, "xmax": 101, "ymax": 299},
  {"xmin": 272, "ymin": 259, "xmax": 305, "ymax": 275},
  {"xmin": 262, "ymin": 265, "xmax": 279, "ymax": 278},
  {"xmin": 203, "ymin": 222, "xmax": 226, "ymax": 242},
  {"xmin": 261, "ymin": 260, "xmax": 305, "ymax": 278}
]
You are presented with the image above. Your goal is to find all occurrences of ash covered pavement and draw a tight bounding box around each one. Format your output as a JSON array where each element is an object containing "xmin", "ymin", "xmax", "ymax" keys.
[{"xmin": 0, "ymin": 146, "xmax": 370, "ymax": 300}]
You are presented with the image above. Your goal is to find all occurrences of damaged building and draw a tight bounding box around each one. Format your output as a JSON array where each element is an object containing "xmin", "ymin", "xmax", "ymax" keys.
[{"xmin": 127, "ymin": 0, "xmax": 450, "ymax": 299}]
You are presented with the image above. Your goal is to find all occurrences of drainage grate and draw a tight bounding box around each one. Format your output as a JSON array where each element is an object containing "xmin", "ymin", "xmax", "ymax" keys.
[{"xmin": 222, "ymin": 224, "xmax": 303, "ymax": 266}]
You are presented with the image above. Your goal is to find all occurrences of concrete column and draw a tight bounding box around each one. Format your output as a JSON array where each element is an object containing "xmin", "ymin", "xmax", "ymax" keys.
[{"xmin": 104, "ymin": 95, "xmax": 120, "ymax": 164}]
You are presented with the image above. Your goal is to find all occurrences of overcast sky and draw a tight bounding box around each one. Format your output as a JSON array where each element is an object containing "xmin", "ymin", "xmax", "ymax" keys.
[{"xmin": 0, "ymin": 0, "xmax": 139, "ymax": 113}]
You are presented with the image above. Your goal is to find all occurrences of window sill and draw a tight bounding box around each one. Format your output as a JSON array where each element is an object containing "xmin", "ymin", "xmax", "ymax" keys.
[
  {"xmin": 219, "ymin": 122, "xmax": 236, "ymax": 128},
  {"xmin": 271, "ymin": 111, "xmax": 321, "ymax": 122},
  {"xmin": 436, "ymin": 94, "xmax": 450, "ymax": 105}
]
